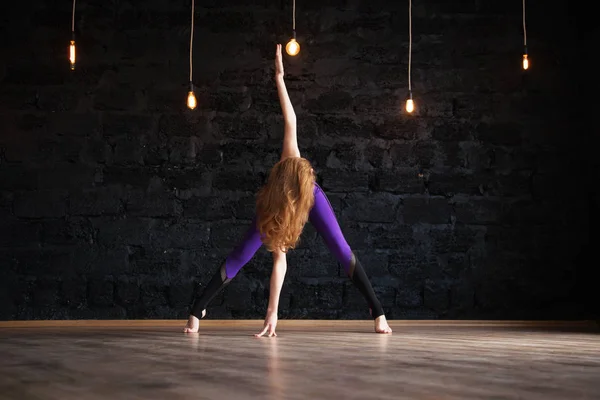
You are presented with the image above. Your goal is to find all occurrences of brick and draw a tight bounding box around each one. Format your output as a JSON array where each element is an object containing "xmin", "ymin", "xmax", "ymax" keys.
[
  {"xmin": 115, "ymin": 277, "xmax": 141, "ymax": 306},
  {"xmin": 197, "ymin": 143, "xmax": 224, "ymax": 166},
  {"xmin": 488, "ymin": 172, "xmax": 532, "ymax": 197},
  {"xmin": 147, "ymin": 86, "xmax": 189, "ymax": 113},
  {"xmin": 354, "ymin": 94, "xmax": 402, "ymax": 116},
  {"xmin": 167, "ymin": 281, "xmax": 194, "ymax": 308},
  {"xmin": 286, "ymin": 249, "xmax": 339, "ymax": 278},
  {"xmin": 292, "ymin": 278, "xmax": 344, "ymax": 309},
  {"xmin": 93, "ymin": 87, "xmax": 138, "ymax": 111},
  {"xmin": 324, "ymin": 144, "xmax": 361, "ymax": 169},
  {"xmin": 316, "ymin": 115, "xmax": 374, "ymax": 139},
  {"xmin": 321, "ymin": 170, "xmax": 369, "ymax": 193},
  {"xmin": 343, "ymin": 192, "xmax": 400, "ymax": 223},
  {"xmin": 223, "ymin": 274, "xmax": 257, "ymax": 312},
  {"xmin": 234, "ymin": 194, "xmax": 257, "ymax": 220},
  {"xmin": 213, "ymin": 170, "xmax": 265, "ymax": 192},
  {"xmin": 390, "ymin": 141, "xmax": 437, "ymax": 168},
  {"xmin": 434, "ymin": 252, "xmax": 469, "ymax": 280},
  {"xmin": 129, "ymin": 247, "xmax": 184, "ymax": 275},
  {"xmin": 305, "ymin": 90, "xmax": 353, "ymax": 114},
  {"xmin": 353, "ymin": 250, "xmax": 389, "ymax": 277},
  {"xmin": 184, "ymin": 196, "xmax": 235, "ymax": 220},
  {"xmin": 8, "ymin": 248, "xmax": 74, "ymax": 276},
  {"xmin": 0, "ymin": 85, "xmax": 38, "ymax": 111},
  {"xmin": 353, "ymin": 45, "xmax": 402, "ymax": 65},
  {"xmin": 149, "ymin": 219, "xmax": 211, "ymax": 249},
  {"xmin": 376, "ymin": 169, "xmax": 427, "ymax": 194},
  {"xmin": 427, "ymin": 169, "xmax": 488, "ymax": 196},
  {"xmin": 374, "ymin": 117, "xmax": 427, "ymax": 140},
  {"xmin": 158, "ymin": 113, "xmax": 212, "ymax": 138},
  {"xmin": 476, "ymin": 122, "xmax": 522, "ymax": 145},
  {"xmin": 60, "ymin": 277, "xmax": 88, "ymax": 308},
  {"xmin": 452, "ymin": 196, "xmax": 506, "ymax": 224},
  {"xmin": 197, "ymin": 11, "xmax": 257, "ymax": 33},
  {"xmin": 16, "ymin": 113, "xmax": 47, "ymax": 133},
  {"xmin": 71, "ymin": 186, "xmax": 124, "ymax": 216},
  {"xmin": 41, "ymin": 218, "xmax": 94, "ymax": 245},
  {"xmin": 47, "ymin": 113, "xmax": 101, "ymax": 137},
  {"xmin": 221, "ymin": 141, "xmax": 279, "ymax": 169},
  {"xmin": 31, "ymin": 278, "xmax": 60, "ymax": 307},
  {"xmin": 210, "ymin": 221, "xmax": 255, "ymax": 249},
  {"xmin": 370, "ymin": 65, "xmax": 406, "ymax": 89},
  {"xmin": 140, "ymin": 282, "xmax": 168, "ymax": 307},
  {"xmin": 431, "ymin": 121, "xmax": 476, "ymax": 141},
  {"xmin": 403, "ymin": 196, "xmax": 452, "ymax": 224},
  {"xmin": 424, "ymin": 278, "xmax": 450, "ymax": 312},
  {"xmin": 89, "ymin": 278, "xmax": 115, "ymax": 307},
  {"xmin": 103, "ymin": 113, "xmax": 153, "ymax": 137},
  {"xmin": 3, "ymin": 64, "xmax": 68, "ymax": 85},
  {"xmin": 102, "ymin": 167, "xmax": 160, "ymax": 189},
  {"xmin": 503, "ymin": 199, "xmax": 553, "ymax": 225},
  {"xmin": 166, "ymin": 170, "xmax": 213, "ymax": 196},
  {"xmin": 36, "ymin": 166, "xmax": 97, "ymax": 190},
  {"xmin": 0, "ymin": 220, "xmax": 41, "ymax": 248},
  {"xmin": 14, "ymin": 190, "xmax": 67, "ymax": 218},
  {"xmin": 36, "ymin": 86, "xmax": 80, "ymax": 112},
  {"xmin": 364, "ymin": 144, "xmax": 388, "ymax": 169},
  {"xmin": 208, "ymin": 90, "xmax": 252, "ymax": 113},
  {"xmin": 80, "ymin": 139, "xmax": 111, "ymax": 165},
  {"xmin": 92, "ymin": 216, "xmax": 153, "ymax": 247},
  {"xmin": 107, "ymin": 135, "xmax": 147, "ymax": 166},
  {"xmin": 484, "ymin": 226, "xmax": 537, "ymax": 254},
  {"xmin": 369, "ymin": 224, "xmax": 415, "ymax": 249},
  {"xmin": 213, "ymin": 115, "xmax": 266, "ymax": 141},
  {"xmin": 430, "ymin": 225, "xmax": 483, "ymax": 253}
]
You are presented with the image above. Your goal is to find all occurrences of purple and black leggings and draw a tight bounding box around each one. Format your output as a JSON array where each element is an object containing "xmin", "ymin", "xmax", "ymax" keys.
[{"xmin": 190, "ymin": 183, "xmax": 384, "ymax": 319}]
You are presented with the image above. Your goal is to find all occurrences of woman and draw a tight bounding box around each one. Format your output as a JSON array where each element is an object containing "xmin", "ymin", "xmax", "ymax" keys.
[{"xmin": 184, "ymin": 44, "xmax": 392, "ymax": 335}]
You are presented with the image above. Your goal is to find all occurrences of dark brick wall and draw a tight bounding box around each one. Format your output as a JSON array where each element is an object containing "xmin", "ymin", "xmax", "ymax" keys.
[{"xmin": 0, "ymin": 0, "xmax": 593, "ymax": 320}]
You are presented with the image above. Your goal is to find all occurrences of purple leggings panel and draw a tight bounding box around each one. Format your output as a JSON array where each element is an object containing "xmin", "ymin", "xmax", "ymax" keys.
[{"xmin": 224, "ymin": 183, "xmax": 353, "ymax": 278}]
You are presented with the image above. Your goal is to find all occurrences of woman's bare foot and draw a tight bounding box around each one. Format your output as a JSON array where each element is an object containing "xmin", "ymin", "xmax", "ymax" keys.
[
  {"xmin": 183, "ymin": 309, "xmax": 206, "ymax": 333},
  {"xmin": 374, "ymin": 315, "xmax": 392, "ymax": 334}
]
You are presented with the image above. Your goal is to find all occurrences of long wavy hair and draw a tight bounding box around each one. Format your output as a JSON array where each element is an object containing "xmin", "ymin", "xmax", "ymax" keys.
[{"xmin": 256, "ymin": 157, "xmax": 315, "ymax": 253}]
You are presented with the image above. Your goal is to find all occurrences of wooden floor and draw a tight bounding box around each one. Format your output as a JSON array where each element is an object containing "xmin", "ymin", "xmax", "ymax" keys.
[{"xmin": 0, "ymin": 320, "xmax": 598, "ymax": 400}]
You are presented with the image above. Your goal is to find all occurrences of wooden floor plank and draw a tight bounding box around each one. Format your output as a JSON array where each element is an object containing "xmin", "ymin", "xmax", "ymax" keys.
[
  {"xmin": 0, "ymin": 319, "xmax": 597, "ymax": 328},
  {"xmin": 0, "ymin": 322, "xmax": 598, "ymax": 399}
]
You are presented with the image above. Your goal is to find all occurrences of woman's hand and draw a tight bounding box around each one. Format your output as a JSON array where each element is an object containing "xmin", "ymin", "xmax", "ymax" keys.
[
  {"xmin": 255, "ymin": 311, "xmax": 278, "ymax": 337},
  {"xmin": 275, "ymin": 43, "xmax": 284, "ymax": 79}
]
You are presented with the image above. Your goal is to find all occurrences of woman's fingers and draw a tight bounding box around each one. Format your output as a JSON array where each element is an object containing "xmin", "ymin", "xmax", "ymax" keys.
[{"xmin": 254, "ymin": 325, "xmax": 269, "ymax": 337}]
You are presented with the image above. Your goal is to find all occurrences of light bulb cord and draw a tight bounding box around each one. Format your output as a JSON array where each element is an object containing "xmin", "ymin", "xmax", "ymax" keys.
[
  {"xmin": 189, "ymin": 0, "xmax": 195, "ymax": 83},
  {"xmin": 408, "ymin": 0, "xmax": 412, "ymax": 93},
  {"xmin": 71, "ymin": 0, "xmax": 76, "ymax": 34},
  {"xmin": 522, "ymin": 0, "xmax": 527, "ymax": 49},
  {"xmin": 292, "ymin": 0, "xmax": 296, "ymax": 31}
]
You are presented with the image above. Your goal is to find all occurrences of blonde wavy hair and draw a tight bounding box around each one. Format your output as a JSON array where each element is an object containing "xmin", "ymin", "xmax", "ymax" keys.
[{"xmin": 256, "ymin": 157, "xmax": 316, "ymax": 253}]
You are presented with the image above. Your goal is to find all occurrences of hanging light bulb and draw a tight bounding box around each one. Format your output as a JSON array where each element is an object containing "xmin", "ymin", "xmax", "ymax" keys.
[
  {"xmin": 521, "ymin": 0, "xmax": 529, "ymax": 70},
  {"xmin": 405, "ymin": 92, "xmax": 414, "ymax": 113},
  {"xmin": 186, "ymin": 0, "xmax": 197, "ymax": 110},
  {"xmin": 404, "ymin": 0, "xmax": 415, "ymax": 114},
  {"xmin": 187, "ymin": 83, "xmax": 197, "ymax": 110},
  {"xmin": 69, "ymin": 0, "xmax": 76, "ymax": 70},
  {"xmin": 286, "ymin": 34, "xmax": 300, "ymax": 56},
  {"xmin": 285, "ymin": 0, "xmax": 300, "ymax": 56},
  {"xmin": 522, "ymin": 52, "xmax": 529, "ymax": 70},
  {"xmin": 69, "ymin": 37, "xmax": 76, "ymax": 70}
]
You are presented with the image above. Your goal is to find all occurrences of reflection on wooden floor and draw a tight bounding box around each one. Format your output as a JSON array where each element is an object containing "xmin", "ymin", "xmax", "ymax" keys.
[{"xmin": 0, "ymin": 320, "xmax": 598, "ymax": 400}]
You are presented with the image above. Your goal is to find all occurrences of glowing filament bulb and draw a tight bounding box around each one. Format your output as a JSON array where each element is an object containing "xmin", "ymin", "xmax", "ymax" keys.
[
  {"xmin": 69, "ymin": 40, "xmax": 76, "ymax": 70},
  {"xmin": 187, "ymin": 90, "xmax": 197, "ymax": 110},
  {"xmin": 406, "ymin": 98, "xmax": 414, "ymax": 113},
  {"xmin": 522, "ymin": 54, "xmax": 529, "ymax": 70},
  {"xmin": 286, "ymin": 38, "xmax": 300, "ymax": 56}
]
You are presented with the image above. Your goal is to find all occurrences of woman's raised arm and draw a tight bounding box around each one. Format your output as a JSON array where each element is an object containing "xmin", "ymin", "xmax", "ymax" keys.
[{"xmin": 274, "ymin": 44, "xmax": 300, "ymax": 161}]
